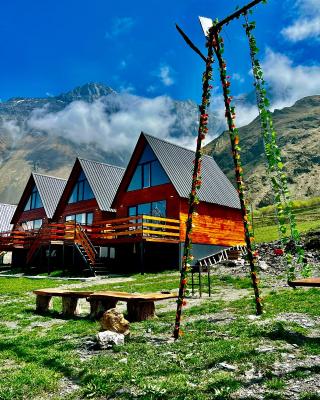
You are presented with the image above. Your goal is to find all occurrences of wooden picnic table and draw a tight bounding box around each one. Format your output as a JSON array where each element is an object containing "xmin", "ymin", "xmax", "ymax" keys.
[{"xmin": 33, "ymin": 289, "xmax": 177, "ymax": 321}]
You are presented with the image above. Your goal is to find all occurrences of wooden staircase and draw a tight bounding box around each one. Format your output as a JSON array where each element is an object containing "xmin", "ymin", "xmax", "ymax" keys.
[
  {"xmin": 26, "ymin": 225, "xmax": 49, "ymax": 265},
  {"xmin": 74, "ymin": 225, "xmax": 107, "ymax": 276},
  {"xmin": 197, "ymin": 245, "xmax": 247, "ymax": 268}
]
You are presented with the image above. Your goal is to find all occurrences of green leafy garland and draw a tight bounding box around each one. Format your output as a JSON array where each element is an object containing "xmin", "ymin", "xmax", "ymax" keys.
[
  {"xmin": 173, "ymin": 31, "xmax": 215, "ymax": 340},
  {"xmin": 212, "ymin": 27, "xmax": 263, "ymax": 315},
  {"xmin": 243, "ymin": 13, "xmax": 311, "ymax": 280}
]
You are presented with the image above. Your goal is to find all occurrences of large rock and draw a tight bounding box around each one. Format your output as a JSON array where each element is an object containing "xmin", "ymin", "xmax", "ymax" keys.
[
  {"xmin": 96, "ymin": 330, "xmax": 124, "ymax": 349},
  {"xmin": 99, "ymin": 308, "xmax": 130, "ymax": 335}
]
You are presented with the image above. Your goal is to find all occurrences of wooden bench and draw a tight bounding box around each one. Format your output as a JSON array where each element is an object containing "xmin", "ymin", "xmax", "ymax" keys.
[
  {"xmin": 89, "ymin": 291, "xmax": 177, "ymax": 321},
  {"xmin": 33, "ymin": 289, "xmax": 93, "ymax": 317},
  {"xmin": 288, "ymin": 278, "xmax": 320, "ymax": 288},
  {"xmin": 33, "ymin": 289, "xmax": 177, "ymax": 321}
]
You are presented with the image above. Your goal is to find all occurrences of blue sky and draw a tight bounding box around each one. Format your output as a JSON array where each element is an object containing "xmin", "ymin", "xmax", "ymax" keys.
[{"xmin": 1, "ymin": 0, "xmax": 320, "ymax": 104}]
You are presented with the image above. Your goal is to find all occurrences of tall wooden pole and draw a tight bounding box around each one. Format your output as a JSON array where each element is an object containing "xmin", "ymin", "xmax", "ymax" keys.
[
  {"xmin": 173, "ymin": 33, "xmax": 215, "ymax": 340},
  {"xmin": 212, "ymin": 29, "xmax": 262, "ymax": 315}
]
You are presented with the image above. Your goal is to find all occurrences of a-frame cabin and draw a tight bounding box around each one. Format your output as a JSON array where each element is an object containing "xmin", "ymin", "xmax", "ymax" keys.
[
  {"xmin": 7, "ymin": 173, "xmax": 67, "ymax": 269},
  {"xmin": 50, "ymin": 157, "xmax": 125, "ymax": 275},
  {"xmin": 110, "ymin": 132, "xmax": 244, "ymax": 271}
]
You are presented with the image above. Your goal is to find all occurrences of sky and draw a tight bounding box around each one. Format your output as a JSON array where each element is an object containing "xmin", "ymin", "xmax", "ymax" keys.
[
  {"xmin": 1, "ymin": 0, "xmax": 320, "ymax": 151},
  {"xmin": 1, "ymin": 0, "xmax": 320, "ymax": 102}
]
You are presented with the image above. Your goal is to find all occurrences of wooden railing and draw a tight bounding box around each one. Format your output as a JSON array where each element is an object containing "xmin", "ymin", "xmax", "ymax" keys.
[
  {"xmin": 0, "ymin": 215, "xmax": 181, "ymax": 250},
  {"xmin": 87, "ymin": 215, "xmax": 180, "ymax": 242},
  {"xmin": 75, "ymin": 224, "xmax": 97, "ymax": 265}
]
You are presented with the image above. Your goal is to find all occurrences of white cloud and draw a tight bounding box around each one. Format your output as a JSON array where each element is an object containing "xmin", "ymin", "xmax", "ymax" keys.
[
  {"xmin": 158, "ymin": 65, "xmax": 174, "ymax": 86},
  {"xmin": 0, "ymin": 119, "xmax": 23, "ymax": 140},
  {"xmin": 105, "ymin": 17, "xmax": 135, "ymax": 39},
  {"xmin": 262, "ymin": 48, "xmax": 320, "ymax": 109},
  {"xmin": 282, "ymin": 0, "xmax": 320, "ymax": 41},
  {"xmin": 27, "ymin": 94, "xmax": 200, "ymax": 153}
]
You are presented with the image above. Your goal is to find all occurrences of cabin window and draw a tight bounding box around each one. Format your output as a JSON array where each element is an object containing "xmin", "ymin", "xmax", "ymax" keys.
[
  {"xmin": 65, "ymin": 212, "xmax": 94, "ymax": 225},
  {"xmin": 24, "ymin": 186, "xmax": 43, "ymax": 210},
  {"xmin": 68, "ymin": 171, "xmax": 94, "ymax": 203},
  {"xmin": 128, "ymin": 200, "xmax": 166, "ymax": 217},
  {"xmin": 21, "ymin": 219, "xmax": 42, "ymax": 230},
  {"xmin": 99, "ymin": 246, "xmax": 115, "ymax": 259},
  {"xmin": 127, "ymin": 144, "xmax": 170, "ymax": 191}
]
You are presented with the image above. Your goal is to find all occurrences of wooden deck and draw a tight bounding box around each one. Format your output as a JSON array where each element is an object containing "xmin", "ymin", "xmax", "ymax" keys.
[{"xmin": 0, "ymin": 215, "xmax": 181, "ymax": 251}]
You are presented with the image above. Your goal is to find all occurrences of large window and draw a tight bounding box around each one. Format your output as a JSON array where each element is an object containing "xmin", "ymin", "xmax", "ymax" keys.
[
  {"xmin": 21, "ymin": 219, "xmax": 43, "ymax": 230},
  {"xmin": 24, "ymin": 187, "xmax": 43, "ymax": 210},
  {"xmin": 128, "ymin": 200, "xmax": 166, "ymax": 217},
  {"xmin": 68, "ymin": 171, "xmax": 94, "ymax": 203},
  {"xmin": 65, "ymin": 212, "xmax": 94, "ymax": 225},
  {"xmin": 128, "ymin": 144, "xmax": 170, "ymax": 191}
]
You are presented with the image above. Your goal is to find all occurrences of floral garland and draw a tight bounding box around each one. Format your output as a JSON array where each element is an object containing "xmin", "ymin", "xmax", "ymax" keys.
[
  {"xmin": 173, "ymin": 31, "xmax": 215, "ymax": 339},
  {"xmin": 212, "ymin": 27, "xmax": 263, "ymax": 315},
  {"xmin": 243, "ymin": 14, "xmax": 311, "ymax": 280}
]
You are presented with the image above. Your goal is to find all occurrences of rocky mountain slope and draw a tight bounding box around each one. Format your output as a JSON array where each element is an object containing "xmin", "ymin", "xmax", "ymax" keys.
[
  {"xmin": 0, "ymin": 83, "xmax": 224, "ymax": 204},
  {"xmin": 204, "ymin": 95, "xmax": 320, "ymax": 207}
]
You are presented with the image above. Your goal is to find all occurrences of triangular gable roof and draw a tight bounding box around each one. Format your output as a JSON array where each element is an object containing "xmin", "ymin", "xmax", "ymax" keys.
[
  {"xmin": 11, "ymin": 173, "xmax": 67, "ymax": 223},
  {"xmin": 112, "ymin": 132, "xmax": 240, "ymax": 209},
  {"xmin": 78, "ymin": 158, "xmax": 125, "ymax": 212},
  {"xmin": 33, "ymin": 173, "xmax": 67, "ymax": 218},
  {"xmin": 53, "ymin": 158, "xmax": 125, "ymax": 218},
  {"xmin": 0, "ymin": 203, "xmax": 17, "ymax": 232}
]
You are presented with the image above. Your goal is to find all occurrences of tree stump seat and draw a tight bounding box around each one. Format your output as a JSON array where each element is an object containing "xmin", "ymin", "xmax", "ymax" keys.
[
  {"xmin": 288, "ymin": 278, "xmax": 320, "ymax": 288},
  {"xmin": 89, "ymin": 291, "xmax": 178, "ymax": 321},
  {"xmin": 33, "ymin": 289, "xmax": 93, "ymax": 317}
]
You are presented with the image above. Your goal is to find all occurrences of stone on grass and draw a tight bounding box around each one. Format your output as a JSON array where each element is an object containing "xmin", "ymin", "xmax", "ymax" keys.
[
  {"xmin": 99, "ymin": 308, "xmax": 130, "ymax": 335},
  {"xmin": 259, "ymin": 260, "xmax": 269, "ymax": 271},
  {"xmin": 96, "ymin": 330, "xmax": 124, "ymax": 349},
  {"xmin": 217, "ymin": 362, "xmax": 237, "ymax": 371}
]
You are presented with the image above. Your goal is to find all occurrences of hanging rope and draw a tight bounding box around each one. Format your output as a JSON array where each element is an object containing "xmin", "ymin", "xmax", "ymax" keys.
[
  {"xmin": 212, "ymin": 27, "xmax": 263, "ymax": 315},
  {"xmin": 173, "ymin": 30, "xmax": 215, "ymax": 340},
  {"xmin": 243, "ymin": 13, "xmax": 311, "ymax": 280}
]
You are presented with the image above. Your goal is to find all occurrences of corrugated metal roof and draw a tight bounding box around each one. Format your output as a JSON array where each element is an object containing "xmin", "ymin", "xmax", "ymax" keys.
[
  {"xmin": 0, "ymin": 203, "xmax": 17, "ymax": 232},
  {"xmin": 78, "ymin": 158, "xmax": 125, "ymax": 212},
  {"xmin": 33, "ymin": 173, "xmax": 67, "ymax": 218},
  {"xmin": 144, "ymin": 133, "xmax": 240, "ymax": 209}
]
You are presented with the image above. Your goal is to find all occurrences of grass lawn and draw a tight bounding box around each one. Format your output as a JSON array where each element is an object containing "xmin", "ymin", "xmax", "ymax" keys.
[
  {"xmin": 0, "ymin": 273, "xmax": 319, "ymax": 399},
  {"xmin": 254, "ymin": 219, "xmax": 320, "ymax": 243}
]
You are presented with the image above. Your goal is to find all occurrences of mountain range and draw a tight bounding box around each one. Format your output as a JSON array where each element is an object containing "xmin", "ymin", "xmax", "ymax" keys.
[
  {"xmin": 0, "ymin": 82, "xmax": 319, "ymax": 207},
  {"xmin": 204, "ymin": 95, "xmax": 320, "ymax": 207}
]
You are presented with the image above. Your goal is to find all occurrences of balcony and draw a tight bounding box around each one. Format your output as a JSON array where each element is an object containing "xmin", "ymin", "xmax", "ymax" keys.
[
  {"xmin": 86, "ymin": 215, "xmax": 181, "ymax": 244},
  {"xmin": 0, "ymin": 215, "xmax": 181, "ymax": 250}
]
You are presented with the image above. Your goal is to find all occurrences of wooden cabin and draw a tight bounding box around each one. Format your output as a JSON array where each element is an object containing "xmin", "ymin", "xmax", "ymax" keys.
[
  {"xmin": 110, "ymin": 132, "xmax": 244, "ymax": 271},
  {"xmin": 7, "ymin": 173, "xmax": 66, "ymax": 269}
]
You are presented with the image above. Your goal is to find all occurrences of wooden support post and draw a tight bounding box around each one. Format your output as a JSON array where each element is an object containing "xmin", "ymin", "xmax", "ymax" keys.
[
  {"xmin": 89, "ymin": 298, "xmax": 118, "ymax": 319},
  {"xmin": 140, "ymin": 241, "xmax": 145, "ymax": 275},
  {"xmin": 62, "ymin": 296, "xmax": 81, "ymax": 317},
  {"xmin": 47, "ymin": 244, "xmax": 51, "ymax": 276},
  {"xmin": 36, "ymin": 295, "xmax": 52, "ymax": 313},
  {"xmin": 199, "ymin": 266, "xmax": 202, "ymax": 298},
  {"xmin": 127, "ymin": 301, "xmax": 155, "ymax": 322}
]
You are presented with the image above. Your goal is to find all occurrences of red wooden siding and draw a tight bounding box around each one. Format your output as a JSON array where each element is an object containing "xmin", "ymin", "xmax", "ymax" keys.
[
  {"xmin": 15, "ymin": 208, "xmax": 48, "ymax": 228},
  {"xmin": 116, "ymin": 183, "xmax": 180, "ymax": 218},
  {"xmin": 57, "ymin": 199, "xmax": 115, "ymax": 223},
  {"xmin": 179, "ymin": 199, "xmax": 245, "ymax": 246}
]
